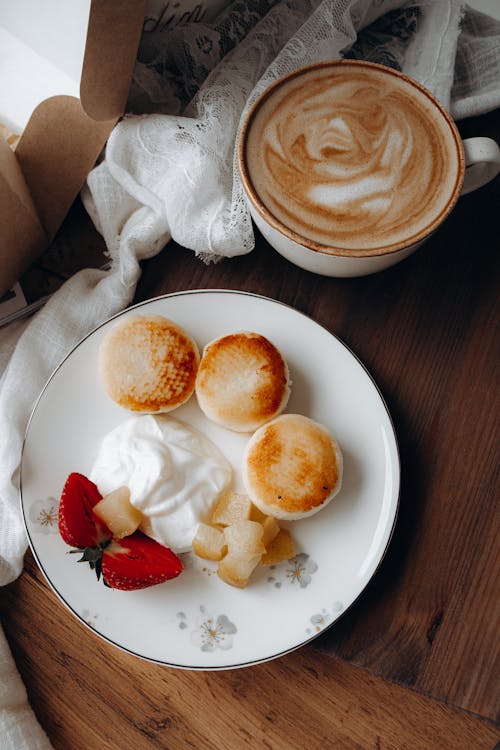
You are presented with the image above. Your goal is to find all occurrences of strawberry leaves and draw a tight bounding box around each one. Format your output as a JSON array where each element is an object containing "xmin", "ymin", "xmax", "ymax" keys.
[{"xmin": 70, "ymin": 541, "xmax": 112, "ymax": 586}]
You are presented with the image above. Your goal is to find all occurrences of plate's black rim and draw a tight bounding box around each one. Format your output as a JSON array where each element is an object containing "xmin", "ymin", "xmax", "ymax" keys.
[{"xmin": 20, "ymin": 289, "xmax": 401, "ymax": 671}]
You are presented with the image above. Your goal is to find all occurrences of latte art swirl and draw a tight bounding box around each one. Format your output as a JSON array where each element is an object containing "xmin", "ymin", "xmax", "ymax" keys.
[{"xmin": 243, "ymin": 64, "xmax": 462, "ymax": 253}]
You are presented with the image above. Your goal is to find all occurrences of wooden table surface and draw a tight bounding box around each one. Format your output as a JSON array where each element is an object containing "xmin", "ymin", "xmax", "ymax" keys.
[{"xmin": 2, "ymin": 110, "xmax": 499, "ymax": 749}]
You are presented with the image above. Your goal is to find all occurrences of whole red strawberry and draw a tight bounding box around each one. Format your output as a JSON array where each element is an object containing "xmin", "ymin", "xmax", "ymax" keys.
[{"xmin": 58, "ymin": 472, "xmax": 183, "ymax": 590}]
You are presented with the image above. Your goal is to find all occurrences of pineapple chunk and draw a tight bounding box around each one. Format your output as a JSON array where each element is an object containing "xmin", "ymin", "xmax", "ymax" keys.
[
  {"xmin": 194, "ymin": 493, "xmax": 291, "ymax": 588},
  {"xmin": 211, "ymin": 491, "xmax": 252, "ymax": 526},
  {"xmin": 261, "ymin": 516, "xmax": 280, "ymax": 547},
  {"xmin": 261, "ymin": 528, "xmax": 295, "ymax": 566},
  {"xmin": 217, "ymin": 553, "xmax": 262, "ymax": 589},
  {"xmin": 192, "ymin": 523, "xmax": 227, "ymax": 561},
  {"xmin": 249, "ymin": 503, "xmax": 267, "ymax": 523},
  {"xmin": 93, "ymin": 486, "xmax": 143, "ymax": 538},
  {"xmin": 224, "ymin": 520, "xmax": 265, "ymax": 558}
]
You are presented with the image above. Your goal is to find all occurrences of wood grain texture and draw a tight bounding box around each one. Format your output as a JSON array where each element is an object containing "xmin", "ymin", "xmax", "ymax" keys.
[
  {"xmin": 1, "ymin": 553, "xmax": 498, "ymax": 750},
  {"xmin": 2, "ymin": 110, "xmax": 499, "ymax": 747},
  {"xmin": 132, "ymin": 112, "xmax": 500, "ymax": 722}
]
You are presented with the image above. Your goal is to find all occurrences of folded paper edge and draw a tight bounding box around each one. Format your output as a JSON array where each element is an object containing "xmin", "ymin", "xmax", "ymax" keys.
[
  {"xmin": 15, "ymin": 95, "xmax": 116, "ymax": 241},
  {"xmin": 80, "ymin": 0, "xmax": 148, "ymax": 121}
]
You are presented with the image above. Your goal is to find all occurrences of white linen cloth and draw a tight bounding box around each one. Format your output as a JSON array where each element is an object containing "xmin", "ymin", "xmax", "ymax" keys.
[
  {"xmin": 0, "ymin": 627, "xmax": 53, "ymax": 749},
  {"xmin": 0, "ymin": 2, "xmax": 499, "ymax": 747},
  {"xmin": 0, "ymin": 263, "xmax": 157, "ymax": 749}
]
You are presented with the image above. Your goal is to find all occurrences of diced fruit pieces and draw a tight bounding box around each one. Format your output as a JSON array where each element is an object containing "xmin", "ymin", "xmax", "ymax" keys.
[
  {"xmin": 217, "ymin": 520, "xmax": 266, "ymax": 588},
  {"xmin": 217, "ymin": 553, "xmax": 262, "ymax": 589},
  {"xmin": 210, "ymin": 491, "xmax": 252, "ymax": 526},
  {"xmin": 93, "ymin": 486, "xmax": 143, "ymax": 539},
  {"xmin": 224, "ymin": 520, "xmax": 265, "ymax": 558},
  {"xmin": 261, "ymin": 528, "xmax": 296, "ymax": 566},
  {"xmin": 192, "ymin": 523, "xmax": 227, "ymax": 561},
  {"xmin": 261, "ymin": 516, "xmax": 280, "ymax": 547},
  {"xmin": 192, "ymin": 491, "xmax": 296, "ymax": 588},
  {"xmin": 248, "ymin": 503, "xmax": 268, "ymax": 523}
]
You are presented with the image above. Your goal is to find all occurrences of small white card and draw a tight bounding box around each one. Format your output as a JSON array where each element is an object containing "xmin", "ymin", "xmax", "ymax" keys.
[{"xmin": 0, "ymin": 282, "xmax": 27, "ymax": 317}]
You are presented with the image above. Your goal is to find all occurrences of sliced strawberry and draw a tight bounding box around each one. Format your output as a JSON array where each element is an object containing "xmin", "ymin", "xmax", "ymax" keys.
[
  {"xmin": 59, "ymin": 473, "xmax": 183, "ymax": 590},
  {"xmin": 101, "ymin": 531, "xmax": 183, "ymax": 590},
  {"xmin": 58, "ymin": 472, "xmax": 111, "ymax": 548}
]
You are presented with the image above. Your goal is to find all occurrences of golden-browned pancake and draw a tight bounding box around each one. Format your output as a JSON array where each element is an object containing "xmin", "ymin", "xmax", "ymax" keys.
[
  {"xmin": 99, "ymin": 314, "xmax": 200, "ymax": 413},
  {"xmin": 242, "ymin": 414, "xmax": 343, "ymax": 520},
  {"xmin": 195, "ymin": 331, "xmax": 291, "ymax": 432}
]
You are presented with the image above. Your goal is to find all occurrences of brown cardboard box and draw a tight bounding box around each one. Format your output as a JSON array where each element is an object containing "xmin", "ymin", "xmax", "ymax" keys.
[{"xmin": 0, "ymin": 0, "xmax": 148, "ymax": 296}]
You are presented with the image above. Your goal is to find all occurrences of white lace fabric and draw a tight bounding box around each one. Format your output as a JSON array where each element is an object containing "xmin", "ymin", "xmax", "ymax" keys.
[{"xmin": 83, "ymin": 0, "xmax": 500, "ymax": 266}]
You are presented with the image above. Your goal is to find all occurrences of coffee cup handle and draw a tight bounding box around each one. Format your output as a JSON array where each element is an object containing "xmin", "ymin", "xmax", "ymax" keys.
[{"xmin": 461, "ymin": 137, "xmax": 500, "ymax": 195}]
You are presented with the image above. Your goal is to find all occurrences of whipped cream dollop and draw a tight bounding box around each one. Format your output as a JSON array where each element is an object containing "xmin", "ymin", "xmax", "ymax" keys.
[{"xmin": 90, "ymin": 415, "xmax": 232, "ymax": 552}]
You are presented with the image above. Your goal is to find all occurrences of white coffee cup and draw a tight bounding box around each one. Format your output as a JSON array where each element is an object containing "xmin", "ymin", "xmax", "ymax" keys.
[{"xmin": 238, "ymin": 60, "xmax": 500, "ymax": 277}]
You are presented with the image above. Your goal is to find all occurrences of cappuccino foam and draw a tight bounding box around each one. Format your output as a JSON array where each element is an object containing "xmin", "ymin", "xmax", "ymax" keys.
[{"xmin": 243, "ymin": 62, "xmax": 463, "ymax": 253}]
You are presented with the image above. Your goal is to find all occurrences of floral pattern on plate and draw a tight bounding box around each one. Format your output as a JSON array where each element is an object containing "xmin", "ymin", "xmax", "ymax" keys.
[
  {"xmin": 267, "ymin": 553, "xmax": 318, "ymax": 589},
  {"xmin": 29, "ymin": 497, "xmax": 59, "ymax": 533},
  {"xmin": 306, "ymin": 601, "xmax": 344, "ymax": 635},
  {"xmin": 177, "ymin": 606, "xmax": 237, "ymax": 652},
  {"xmin": 81, "ymin": 609, "xmax": 99, "ymax": 628}
]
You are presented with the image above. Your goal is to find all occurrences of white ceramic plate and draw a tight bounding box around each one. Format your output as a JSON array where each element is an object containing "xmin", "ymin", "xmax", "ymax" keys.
[{"xmin": 21, "ymin": 290, "xmax": 399, "ymax": 669}]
